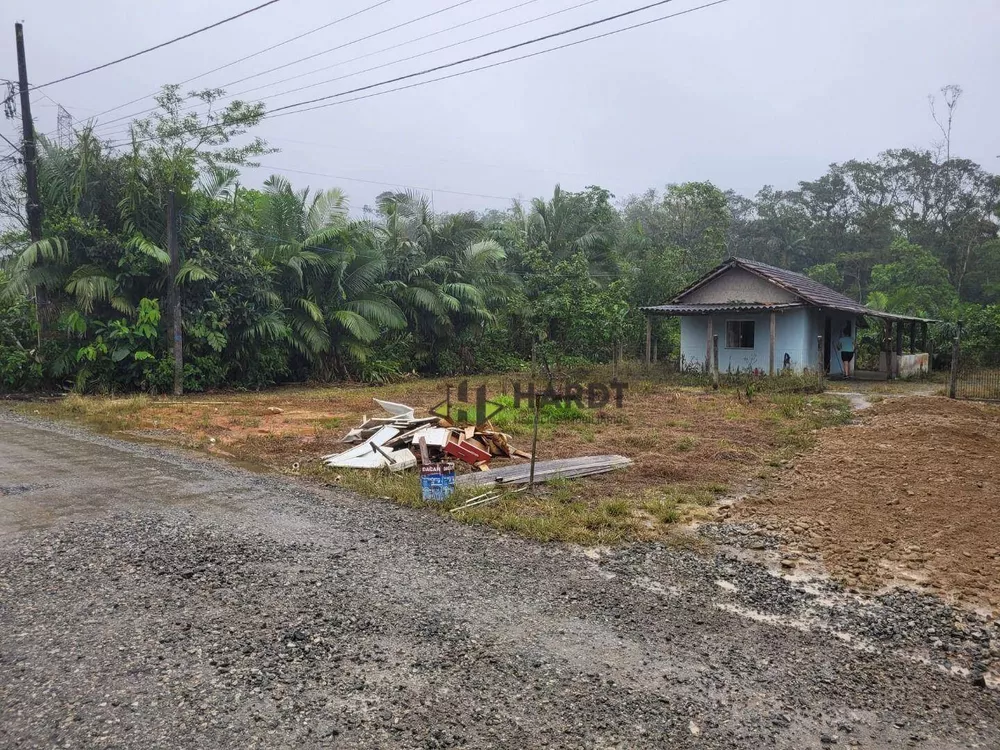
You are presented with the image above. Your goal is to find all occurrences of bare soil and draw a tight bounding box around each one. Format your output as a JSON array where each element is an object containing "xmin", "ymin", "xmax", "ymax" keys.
[
  {"xmin": 735, "ymin": 396, "xmax": 1000, "ymax": 611},
  {"xmin": 24, "ymin": 379, "xmax": 850, "ymax": 544}
]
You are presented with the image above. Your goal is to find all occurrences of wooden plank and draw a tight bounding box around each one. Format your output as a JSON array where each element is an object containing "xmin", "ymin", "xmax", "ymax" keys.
[
  {"xmin": 456, "ymin": 455, "xmax": 632, "ymax": 487},
  {"xmin": 769, "ymin": 311, "xmax": 776, "ymax": 376},
  {"xmin": 444, "ymin": 434, "xmax": 492, "ymax": 465}
]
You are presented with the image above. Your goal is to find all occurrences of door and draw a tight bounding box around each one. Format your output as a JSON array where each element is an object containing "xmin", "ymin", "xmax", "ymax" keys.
[{"xmin": 823, "ymin": 316, "xmax": 832, "ymax": 374}]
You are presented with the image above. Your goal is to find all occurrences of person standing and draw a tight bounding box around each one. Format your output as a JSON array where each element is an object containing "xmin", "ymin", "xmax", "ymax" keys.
[{"xmin": 836, "ymin": 323, "xmax": 855, "ymax": 378}]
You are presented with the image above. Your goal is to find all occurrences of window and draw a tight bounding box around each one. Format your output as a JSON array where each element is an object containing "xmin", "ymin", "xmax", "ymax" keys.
[{"xmin": 726, "ymin": 320, "xmax": 755, "ymax": 349}]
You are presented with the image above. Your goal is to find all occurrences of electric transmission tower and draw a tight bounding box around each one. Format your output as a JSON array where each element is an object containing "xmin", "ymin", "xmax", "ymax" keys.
[{"xmin": 56, "ymin": 104, "xmax": 73, "ymax": 146}]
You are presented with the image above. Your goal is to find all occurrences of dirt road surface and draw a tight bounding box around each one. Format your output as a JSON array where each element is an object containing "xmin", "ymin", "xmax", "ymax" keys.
[
  {"xmin": 737, "ymin": 397, "xmax": 1000, "ymax": 610},
  {"xmin": 2, "ymin": 411, "xmax": 999, "ymax": 749}
]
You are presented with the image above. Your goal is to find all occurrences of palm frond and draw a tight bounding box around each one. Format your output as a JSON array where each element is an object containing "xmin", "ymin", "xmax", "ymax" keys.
[
  {"xmin": 14, "ymin": 237, "xmax": 70, "ymax": 271},
  {"xmin": 127, "ymin": 234, "xmax": 170, "ymax": 265},
  {"xmin": 64, "ymin": 265, "xmax": 118, "ymax": 313},
  {"xmin": 175, "ymin": 260, "xmax": 219, "ymax": 285},
  {"xmin": 330, "ymin": 309, "xmax": 378, "ymax": 342},
  {"xmin": 343, "ymin": 296, "xmax": 406, "ymax": 329}
]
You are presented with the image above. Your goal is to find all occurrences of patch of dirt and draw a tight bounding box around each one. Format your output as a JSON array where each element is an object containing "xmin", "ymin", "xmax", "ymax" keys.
[
  {"xmin": 52, "ymin": 379, "xmax": 844, "ymax": 502},
  {"xmin": 735, "ymin": 396, "xmax": 1000, "ymax": 611}
]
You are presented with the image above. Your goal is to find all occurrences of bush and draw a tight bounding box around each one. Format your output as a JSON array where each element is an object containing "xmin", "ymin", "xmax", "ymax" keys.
[{"xmin": 0, "ymin": 274, "xmax": 41, "ymax": 392}]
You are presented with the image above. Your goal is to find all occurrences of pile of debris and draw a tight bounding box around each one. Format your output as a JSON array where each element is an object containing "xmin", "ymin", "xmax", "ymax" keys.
[
  {"xmin": 322, "ymin": 399, "xmax": 530, "ymax": 472},
  {"xmin": 321, "ymin": 399, "xmax": 632, "ymax": 494}
]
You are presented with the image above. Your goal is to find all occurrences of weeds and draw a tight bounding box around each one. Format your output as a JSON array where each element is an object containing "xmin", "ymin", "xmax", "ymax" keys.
[{"xmin": 675, "ymin": 436, "xmax": 697, "ymax": 452}]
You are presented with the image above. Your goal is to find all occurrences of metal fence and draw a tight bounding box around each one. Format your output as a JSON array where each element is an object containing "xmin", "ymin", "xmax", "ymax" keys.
[{"xmin": 954, "ymin": 354, "xmax": 1000, "ymax": 400}]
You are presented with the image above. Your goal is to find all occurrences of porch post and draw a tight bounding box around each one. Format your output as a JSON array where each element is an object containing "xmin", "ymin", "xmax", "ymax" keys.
[
  {"xmin": 895, "ymin": 322, "xmax": 904, "ymax": 377},
  {"xmin": 645, "ymin": 315, "xmax": 652, "ymax": 365},
  {"xmin": 909, "ymin": 320, "xmax": 917, "ymax": 354},
  {"xmin": 768, "ymin": 312, "xmax": 776, "ymax": 376},
  {"xmin": 705, "ymin": 317, "xmax": 714, "ymax": 374}
]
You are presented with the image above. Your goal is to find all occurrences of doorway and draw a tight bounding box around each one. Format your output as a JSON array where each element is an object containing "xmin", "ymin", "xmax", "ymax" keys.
[{"xmin": 823, "ymin": 316, "xmax": 832, "ymax": 374}]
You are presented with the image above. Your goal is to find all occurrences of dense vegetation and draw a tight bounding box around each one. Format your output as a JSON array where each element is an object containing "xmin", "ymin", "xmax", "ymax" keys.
[{"xmin": 1, "ymin": 86, "xmax": 998, "ymax": 392}]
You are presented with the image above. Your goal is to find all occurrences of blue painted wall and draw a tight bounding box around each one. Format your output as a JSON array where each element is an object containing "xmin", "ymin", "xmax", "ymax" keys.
[{"xmin": 679, "ymin": 310, "xmax": 838, "ymax": 373}]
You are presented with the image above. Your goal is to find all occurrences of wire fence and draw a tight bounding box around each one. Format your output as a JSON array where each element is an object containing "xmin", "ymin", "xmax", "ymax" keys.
[{"xmin": 954, "ymin": 350, "xmax": 1000, "ymax": 401}]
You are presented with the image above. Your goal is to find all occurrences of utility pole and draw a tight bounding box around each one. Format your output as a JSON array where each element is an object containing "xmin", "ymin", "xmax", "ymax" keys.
[
  {"xmin": 166, "ymin": 191, "xmax": 183, "ymax": 396},
  {"xmin": 15, "ymin": 22, "xmax": 44, "ymax": 345}
]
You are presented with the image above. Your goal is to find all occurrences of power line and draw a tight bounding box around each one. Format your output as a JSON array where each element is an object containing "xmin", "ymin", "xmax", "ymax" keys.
[
  {"xmin": 265, "ymin": 135, "xmax": 593, "ymax": 178},
  {"xmin": 252, "ymin": 163, "xmax": 515, "ymax": 201},
  {"xmin": 274, "ymin": 0, "xmax": 734, "ymax": 119},
  {"xmin": 32, "ymin": 0, "xmax": 287, "ymax": 90},
  {"xmin": 92, "ymin": 0, "xmax": 559, "ymax": 138},
  {"xmin": 92, "ymin": 0, "xmax": 481, "ymax": 137},
  {"xmin": 66, "ymin": 0, "xmax": 397, "ymax": 129},
  {"xmin": 257, "ymin": 0, "xmax": 726, "ymax": 118},
  {"xmin": 237, "ymin": 0, "xmax": 604, "ymax": 107},
  {"xmin": 107, "ymin": 0, "xmax": 732, "ymax": 149},
  {"xmin": 0, "ymin": 131, "xmax": 19, "ymax": 151}
]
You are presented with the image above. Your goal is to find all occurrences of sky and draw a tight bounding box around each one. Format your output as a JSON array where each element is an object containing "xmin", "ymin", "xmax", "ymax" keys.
[{"xmin": 1, "ymin": 0, "xmax": 998, "ymax": 214}]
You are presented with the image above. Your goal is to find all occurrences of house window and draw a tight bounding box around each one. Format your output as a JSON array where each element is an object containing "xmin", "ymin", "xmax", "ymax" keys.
[{"xmin": 726, "ymin": 320, "xmax": 755, "ymax": 349}]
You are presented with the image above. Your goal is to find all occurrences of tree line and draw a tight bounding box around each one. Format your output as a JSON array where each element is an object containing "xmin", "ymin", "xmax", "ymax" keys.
[{"xmin": 1, "ymin": 86, "xmax": 998, "ymax": 392}]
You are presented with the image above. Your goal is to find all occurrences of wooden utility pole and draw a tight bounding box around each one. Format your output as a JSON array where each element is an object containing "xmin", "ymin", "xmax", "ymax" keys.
[
  {"xmin": 15, "ymin": 22, "xmax": 44, "ymax": 346},
  {"xmin": 166, "ymin": 191, "xmax": 183, "ymax": 396},
  {"xmin": 14, "ymin": 24, "xmax": 41, "ymax": 242}
]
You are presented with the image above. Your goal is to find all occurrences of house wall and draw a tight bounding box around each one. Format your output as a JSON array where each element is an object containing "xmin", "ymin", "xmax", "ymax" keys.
[
  {"xmin": 679, "ymin": 309, "xmax": 818, "ymax": 373},
  {"xmin": 681, "ymin": 268, "xmax": 799, "ymax": 305}
]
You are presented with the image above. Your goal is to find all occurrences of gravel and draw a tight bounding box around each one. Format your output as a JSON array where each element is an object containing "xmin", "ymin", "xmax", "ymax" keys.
[{"xmin": 2, "ymin": 410, "xmax": 999, "ymax": 749}]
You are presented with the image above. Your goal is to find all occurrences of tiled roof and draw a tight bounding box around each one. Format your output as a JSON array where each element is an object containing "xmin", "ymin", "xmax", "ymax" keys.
[
  {"xmin": 730, "ymin": 258, "xmax": 871, "ymax": 314},
  {"xmin": 641, "ymin": 302, "xmax": 804, "ymax": 315},
  {"xmin": 663, "ymin": 258, "xmax": 937, "ymax": 323}
]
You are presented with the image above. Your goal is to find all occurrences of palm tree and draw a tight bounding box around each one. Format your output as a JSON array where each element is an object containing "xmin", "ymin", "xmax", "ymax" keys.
[{"xmin": 253, "ymin": 176, "xmax": 405, "ymax": 376}]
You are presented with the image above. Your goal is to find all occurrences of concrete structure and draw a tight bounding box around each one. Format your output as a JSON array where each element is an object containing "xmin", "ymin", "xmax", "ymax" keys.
[{"xmin": 641, "ymin": 258, "xmax": 934, "ymax": 378}]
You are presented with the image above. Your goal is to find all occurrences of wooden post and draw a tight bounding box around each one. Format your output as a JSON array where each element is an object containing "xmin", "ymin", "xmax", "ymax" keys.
[
  {"xmin": 949, "ymin": 320, "xmax": 962, "ymax": 399},
  {"xmin": 817, "ymin": 335, "xmax": 824, "ymax": 390},
  {"xmin": 645, "ymin": 315, "xmax": 652, "ymax": 365},
  {"xmin": 882, "ymin": 319, "xmax": 892, "ymax": 376},
  {"xmin": 528, "ymin": 394, "xmax": 541, "ymax": 491},
  {"xmin": 705, "ymin": 317, "xmax": 713, "ymax": 375},
  {"xmin": 712, "ymin": 334, "xmax": 720, "ymax": 390},
  {"xmin": 166, "ymin": 190, "xmax": 183, "ymax": 396},
  {"xmin": 909, "ymin": 320, "xmax": 917, "ymax": 354},
  {"xmin": 920, "ymin": 321, "xmax": 928, "ymax": 353},
  {"xmin": 768, "ymin": 312, "xmax": 776, "ymax": 376},
  {"xmin": 894, "ymin": 321, "xmax": 903, "ymax": 378}
]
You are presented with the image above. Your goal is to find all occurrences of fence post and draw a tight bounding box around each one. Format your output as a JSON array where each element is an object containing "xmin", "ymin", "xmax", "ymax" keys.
[
  {"xmin": 817, "ymin": 335, "xmax": 825, "ymax": 390},
  {"xmin": 948, "ymin": 320, "xmax": 962, "ymax": 399},
  {"xmin": 712, "ymin": 334, "xmax": 720, "ymax": 390}
]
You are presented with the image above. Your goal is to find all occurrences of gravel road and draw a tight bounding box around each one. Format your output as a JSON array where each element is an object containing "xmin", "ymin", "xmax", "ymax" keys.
[{"xmin": 2, "ymin": 411, "xmax": 999, "ymax": 749}]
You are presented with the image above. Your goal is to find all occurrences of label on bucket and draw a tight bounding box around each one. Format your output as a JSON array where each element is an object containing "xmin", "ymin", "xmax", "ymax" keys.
[{"xmin": 420, "ymin": 462, "xmax": 455, "ymax": 502}]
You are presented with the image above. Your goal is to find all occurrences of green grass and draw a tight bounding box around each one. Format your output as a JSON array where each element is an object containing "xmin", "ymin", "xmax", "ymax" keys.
[{"xmin": 46, "ymin": 393, "xmax": 151, "ymax": 432}]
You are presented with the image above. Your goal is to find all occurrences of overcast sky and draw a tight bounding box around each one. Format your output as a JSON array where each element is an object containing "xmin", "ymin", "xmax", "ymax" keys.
[{"xmin": 2, "ymin": 0, "xmax": 998, "ymax": 213}]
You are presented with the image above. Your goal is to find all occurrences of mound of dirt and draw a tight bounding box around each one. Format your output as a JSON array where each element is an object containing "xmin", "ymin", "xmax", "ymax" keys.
[{"xmin": 737, "ymin": 396, "xmax": 1000, "ymax": 611}]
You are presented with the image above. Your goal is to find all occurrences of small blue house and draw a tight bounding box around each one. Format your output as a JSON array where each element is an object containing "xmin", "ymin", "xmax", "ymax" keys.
[{"xmin": 641, "ymin": 257, "xmax": 931, "ymax": 377}]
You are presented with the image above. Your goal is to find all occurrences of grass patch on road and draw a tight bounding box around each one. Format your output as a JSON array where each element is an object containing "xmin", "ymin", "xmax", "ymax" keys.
[{"xmin": 18, "ymin": 375, "xmax": 852, "ymax": 546}]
